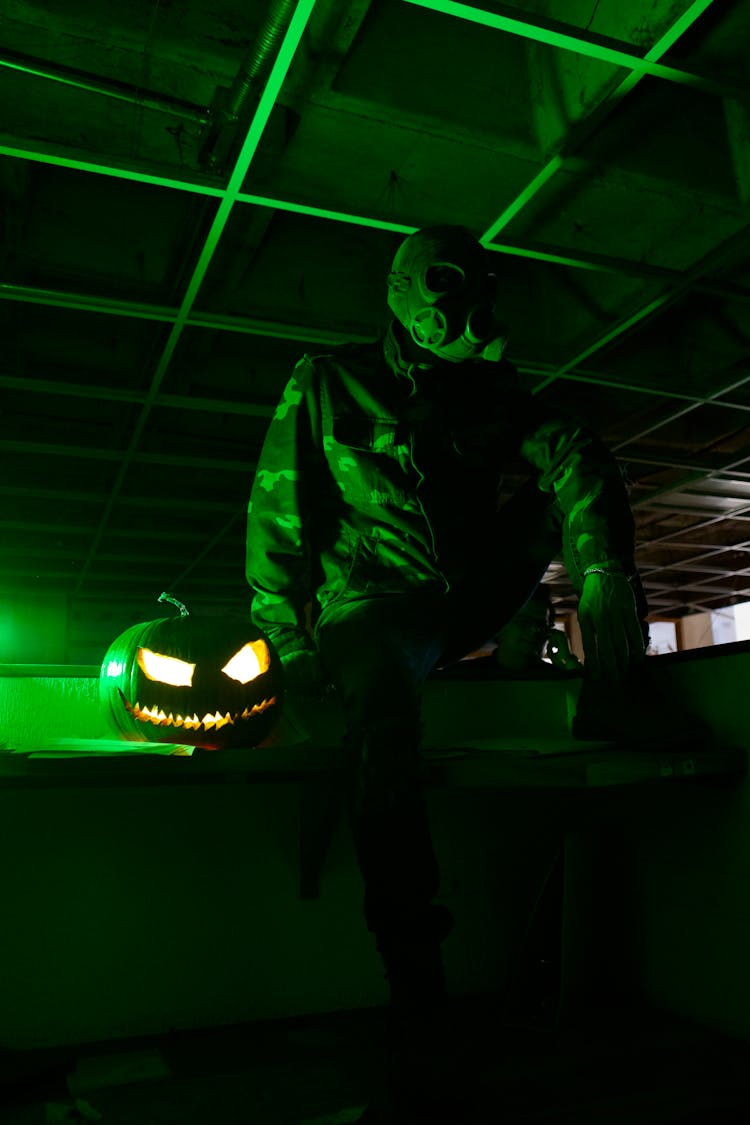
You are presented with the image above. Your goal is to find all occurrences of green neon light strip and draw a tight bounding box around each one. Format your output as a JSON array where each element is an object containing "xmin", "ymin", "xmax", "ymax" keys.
[
  {"xmin": 403, "ymin": 0, "xmax": 727, "ymax": 90},
  {"xmin": 646, "ymin": 0, "xmax": 717, "ymax": 55},
  {"xmin": 0, "ymin": 51, "xmax": 207, "ymax": 124},
  {"xmin": 236, "ymin": 191, "xmax": 412, "ymax": 233},
  {"xmin": 0, "ymin": 140, "xmax": 224, "ymax": 196},
  {"xmin": 482, "ymin": 157, "xmax": 563, "ymax": 244},
  {"xmin": 484, "ymin": 236, "xmax": 603, "ymax": 272}
]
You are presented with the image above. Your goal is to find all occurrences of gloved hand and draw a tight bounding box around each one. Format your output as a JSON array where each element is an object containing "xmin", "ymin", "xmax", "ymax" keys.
[
  {"xmin": 280, "ymin": 649, "xmax": 327, "ymax": 700},
  {"xmin": 546, "ymin": 629, "xmax": 582, "ymax": 672},
  {"xmin": 577, "ymin": 568, "xmax": 646, "ymax": 682}
]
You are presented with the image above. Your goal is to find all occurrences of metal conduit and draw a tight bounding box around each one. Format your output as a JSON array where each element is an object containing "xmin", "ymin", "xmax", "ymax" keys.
[
  {"xmin": 0, "ymin": 46, "xmax": 209, "ymax": 123},
  {"xmin": 225, "ymin": 0, "xmax": 300, "ymax": 119}
]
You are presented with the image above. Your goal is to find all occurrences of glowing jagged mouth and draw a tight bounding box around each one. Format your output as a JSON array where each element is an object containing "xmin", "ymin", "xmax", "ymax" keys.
[{"xmin": 120, "ymin": 692, "xmax": 277, "ymax": 731}]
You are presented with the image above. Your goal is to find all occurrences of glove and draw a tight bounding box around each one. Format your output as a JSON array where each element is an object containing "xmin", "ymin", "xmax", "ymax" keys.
[
  {"xmin": 546, "ymin": 630, "xmax": 582, "ymax": 672},
  {"xmin": 280, "ymin": 649, "xmax": 327, "ymax": 700},
  {"xmin": 577, "ymin": 566, "xmax": 646, "ymax": 682}
]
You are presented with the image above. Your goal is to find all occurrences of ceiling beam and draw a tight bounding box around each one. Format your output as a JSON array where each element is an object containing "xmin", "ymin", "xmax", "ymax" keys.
[
  {"xmin": 479, "ymin": 0, "xmax": 721, "ymax": 241},
  {"xmin": 0, "ymin": 281, "xmax": 179, "ymax": 322},
  {"xmin": 0, "ymin": 485, "xmax": 237, "ymax": 512},
  {"xmin": 7, "ymin": 365, "xmax": 750, "ymax": 425},
  {"xmin": 0, "ymin": 279, "xmax": 374, "ymax": 346},
  {"xmin": 0, "ymin": 374, "xmax": 277, "ymax": 417},
  {"xmin": 0, "ymin": 546, "xmax": 239, "ymax": 566},
  {"xmin": 14, "ymin": 436, "xmax": 750, "ymax": 486},
  {"xmin": 0, "ymin": 440, "xmax": 256, "ymax": 473},
  {"xmin": 639, "ymin": 541, "xmax": 750, "ymax": 554},
  {"xmin": 0, "ymin": 520, "xmax": 235, "ymax": 543},
  {"xmin": 627, "ymin": 455, "xmax": 750, "ymax": 479},
  {"xmin": 403, "ymin": 0, "xmax": 736, "ymax": 95}
]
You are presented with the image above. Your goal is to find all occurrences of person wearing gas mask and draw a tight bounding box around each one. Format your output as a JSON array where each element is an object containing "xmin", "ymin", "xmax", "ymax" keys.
[{"xmin": 246, "ymin": 224, "xmax": 649, "ymax": 1120}]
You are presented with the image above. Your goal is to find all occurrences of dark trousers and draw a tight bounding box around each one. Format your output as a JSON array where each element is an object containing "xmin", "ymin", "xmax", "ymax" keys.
[{"xmin": 314, "ymin": 484, "xmax": 566, "ymax": 951}]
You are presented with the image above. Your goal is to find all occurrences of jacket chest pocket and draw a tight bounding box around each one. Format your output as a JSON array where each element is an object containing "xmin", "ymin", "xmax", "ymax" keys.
[
  {"xmin": 332, "ymin": 415, "xmax": 399, "ymax": 452},
  {"xmin": 329, "ymin": 415, "xmax": 402, "ymax": 506}
]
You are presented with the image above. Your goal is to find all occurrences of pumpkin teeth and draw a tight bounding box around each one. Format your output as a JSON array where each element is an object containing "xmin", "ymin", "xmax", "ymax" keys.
[
  {"xmin": 124, "ymin": 697, "xmax": 276, "ymax": 732},
  {"xmin": 240, "ymin": 697, "xmax": 277, "ymax": 719}
]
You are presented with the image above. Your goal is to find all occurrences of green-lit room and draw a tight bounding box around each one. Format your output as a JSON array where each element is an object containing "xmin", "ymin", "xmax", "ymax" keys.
[{"xmin": 3, "ymin": 1, "xmax": 750, "ymax": 1122}]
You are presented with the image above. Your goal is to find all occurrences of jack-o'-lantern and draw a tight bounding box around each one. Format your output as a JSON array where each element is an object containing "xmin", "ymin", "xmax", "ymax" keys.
[{"xmin": 100, "ymin": 594, "xmax": 282, "ymax": 750}]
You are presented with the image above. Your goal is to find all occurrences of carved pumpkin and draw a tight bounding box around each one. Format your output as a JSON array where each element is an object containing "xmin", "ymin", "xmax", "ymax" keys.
[{"xmin": 99, "ymin": 595, "xmax": 282, "ymax": 750}]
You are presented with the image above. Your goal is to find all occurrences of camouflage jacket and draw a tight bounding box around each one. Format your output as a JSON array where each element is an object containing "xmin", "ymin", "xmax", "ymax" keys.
[{"xmin": 246, "ymin": 321, "xmax": 638, "ymax": 659}]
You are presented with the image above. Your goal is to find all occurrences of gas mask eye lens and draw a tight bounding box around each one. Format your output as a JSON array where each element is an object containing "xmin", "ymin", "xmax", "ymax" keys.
[
  {"xmin": 466, "ymin": 305, "xmax": 495, "ymax": 343},
  {"xmin": 424, "ymin": 264, "xmax": 464, "ymax": 293}
]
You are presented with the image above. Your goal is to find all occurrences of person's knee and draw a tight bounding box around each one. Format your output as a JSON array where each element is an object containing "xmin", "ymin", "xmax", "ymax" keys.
[{"xmin": 348, "ymin": 715, "xmax": 425, "ymax": 809}]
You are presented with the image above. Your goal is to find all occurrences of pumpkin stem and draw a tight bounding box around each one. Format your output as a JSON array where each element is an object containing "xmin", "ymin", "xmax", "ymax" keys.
[{"xmin": 158, "ymin": 591, "xmax": 189, "ymax": 617}]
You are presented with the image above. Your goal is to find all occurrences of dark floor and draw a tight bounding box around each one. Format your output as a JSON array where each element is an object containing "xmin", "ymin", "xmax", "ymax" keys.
[{"xmin": 1, "ymin": 994, "xmax": 749, "ymax": 1125}]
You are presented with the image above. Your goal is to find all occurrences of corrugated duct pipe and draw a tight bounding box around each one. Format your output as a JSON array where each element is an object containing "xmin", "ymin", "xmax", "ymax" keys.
[{"xmin": 226, "ymin": 0, "xmax": 300, "ymax": 120}]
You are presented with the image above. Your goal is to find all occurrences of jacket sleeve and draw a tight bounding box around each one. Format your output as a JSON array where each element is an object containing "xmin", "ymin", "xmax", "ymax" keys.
[
  {"xmin": 246, "ymin": 358, "xmax": 323, "ymax": 658},
  {"xmin": 515, "ymin": 390, "xmax": 638, "ymax": 591}
]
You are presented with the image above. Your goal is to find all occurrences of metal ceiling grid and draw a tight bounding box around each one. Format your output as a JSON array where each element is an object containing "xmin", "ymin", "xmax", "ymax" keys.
[{"xmin": 1, "ymin": 0, "xmax": 750, "ymax": 648}]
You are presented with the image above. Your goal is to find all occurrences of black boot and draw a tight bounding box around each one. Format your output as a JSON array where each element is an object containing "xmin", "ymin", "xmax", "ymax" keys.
[{"xmin": 370, "ymin": 907, "xmax": 479, "ymax": 1122}]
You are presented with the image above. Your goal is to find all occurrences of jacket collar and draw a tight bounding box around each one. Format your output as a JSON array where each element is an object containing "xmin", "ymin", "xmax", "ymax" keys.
[{"xmin": 383, "ymin": 319, "xmax": 438, "ymax": 385}]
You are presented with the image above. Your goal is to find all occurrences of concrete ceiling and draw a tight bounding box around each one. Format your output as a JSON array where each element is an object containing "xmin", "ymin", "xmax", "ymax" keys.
[{"xmin": 3, "ymin": 0, "xmax": 750, "ymax": 651}]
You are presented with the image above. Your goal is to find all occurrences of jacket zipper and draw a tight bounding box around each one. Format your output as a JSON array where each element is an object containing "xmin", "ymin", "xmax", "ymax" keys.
[{"xmin": 407, "ymin": 363, "xmax": 450, "ymax": 594}]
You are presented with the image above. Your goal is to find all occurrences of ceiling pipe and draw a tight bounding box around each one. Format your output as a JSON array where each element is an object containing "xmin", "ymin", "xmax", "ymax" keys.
[
  {"xmin": 198, "ymin": 0, "xmax": 299, "ymax": 172},
  {"xmin": 0, "ymin": 46, "xmax": 209, "ymax": 124}
]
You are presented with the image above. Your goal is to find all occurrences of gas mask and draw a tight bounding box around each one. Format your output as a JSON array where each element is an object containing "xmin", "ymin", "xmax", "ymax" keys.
[{"xmin": 386, "ymin": 225, "xmax": 505, "ymax": 364}]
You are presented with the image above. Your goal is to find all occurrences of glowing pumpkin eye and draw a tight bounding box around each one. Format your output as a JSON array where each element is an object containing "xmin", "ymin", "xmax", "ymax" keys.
[
  {"xmin": 222, "ymin": 641, "xmax": 270, "ymax": 684},
  {"xmin": 137, "ymin": 647, "xmax": 195, "ymax": 687}
]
